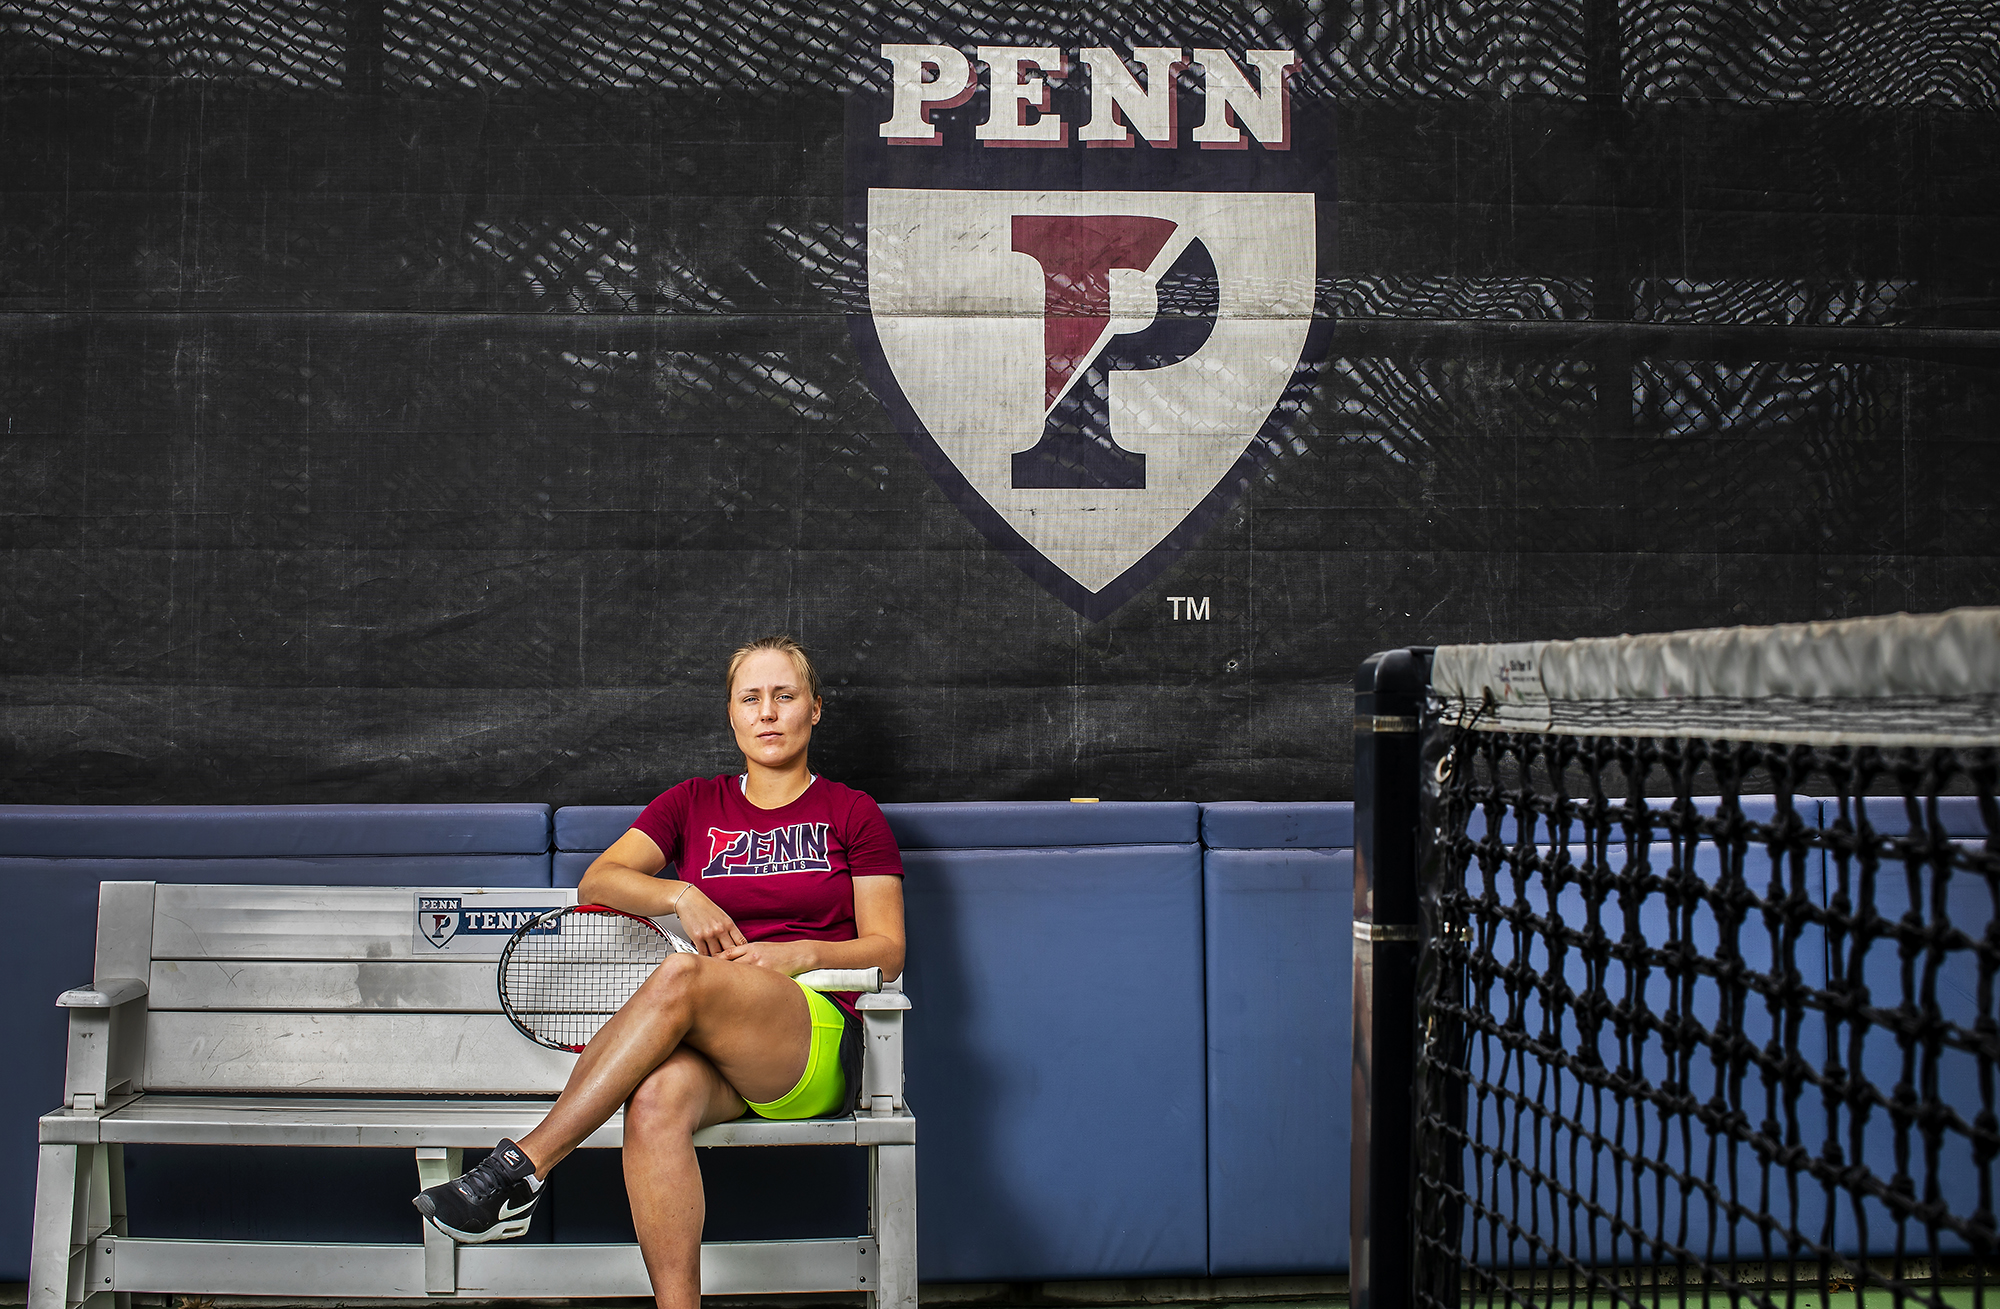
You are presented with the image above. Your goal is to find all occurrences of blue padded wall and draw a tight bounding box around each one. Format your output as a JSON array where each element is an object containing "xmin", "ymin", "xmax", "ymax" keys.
[
  {"xmin": 886, "ymin": 801, "xmax": 1199, "ymax": 850},
  {"xmin": 0, "ymin": 805, "xmax": 553, "ymax": 1281},
  {"xmin": 1200, "ymin": 802, "xmax": 1354, "ymax": 1276},
  {"xmin": 555, "ymin": 804, "xmax": 643, "ymax": 887},
  {"xmin": 555, "ymin": 851, "xmax": 596, "ymax": 887},
  {"xmin": 1201, "ymin": 802, "xmax": 1353, "ymax": 851},
  {"xmin": 1203, "ymin": 850, "xmax": 1352, "ymax": 1274},
  {"xmin": 0, "ymin": 854, "xmax": 551, "ymax": 886},
  {"xmin": 555, "ymin": 805, "xmax": 644, "ymax": 857},
  {"xmin": 0, "ymin": 804, "xmax": 551, "ymax": 858},
  {"xmin": 901, "ymin": 841, "xmax": 1207, "ymax": 1280}
]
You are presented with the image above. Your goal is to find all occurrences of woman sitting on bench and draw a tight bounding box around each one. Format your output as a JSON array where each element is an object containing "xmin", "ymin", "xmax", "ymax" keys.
[{"xmin": 414, "ymin": 635, "xmax": 907, "ymax": 1309}]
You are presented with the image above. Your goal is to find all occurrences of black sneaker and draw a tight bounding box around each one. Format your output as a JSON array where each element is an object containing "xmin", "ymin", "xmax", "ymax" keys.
[{"xmin": 413, "ymin": 1139, "xmax": 542, "ymax": 1242}]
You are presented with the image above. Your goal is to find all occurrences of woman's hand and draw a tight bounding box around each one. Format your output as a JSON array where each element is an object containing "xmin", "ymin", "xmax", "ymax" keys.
[
  {"xmin": 720, "ymin": 939, "xmax": 819, "ymax": 976},
  {"xmin": 671, "ymin": 883, "xmax": 747, "ymax": 957}
]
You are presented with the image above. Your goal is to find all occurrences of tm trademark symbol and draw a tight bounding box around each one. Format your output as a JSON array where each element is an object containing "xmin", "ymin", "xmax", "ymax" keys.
[{"xmin": 1168, "ymin": 596, "xmax": 1211, "ymax": 620}]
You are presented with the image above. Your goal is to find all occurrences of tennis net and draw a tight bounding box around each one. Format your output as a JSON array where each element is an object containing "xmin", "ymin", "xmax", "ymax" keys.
[{"xmin": 1402, "ymin": 609, "xmax": 2000, "ymax": 1309}]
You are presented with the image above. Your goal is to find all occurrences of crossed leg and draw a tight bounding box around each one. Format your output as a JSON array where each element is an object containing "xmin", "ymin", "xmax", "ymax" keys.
[
  {"xmin": 620, "ymin": 1048, "xmax": 750, "ymax": 1309},
  {"xmin": 512, "ymin": 953, "xmax": 815, "ymax": 1309}
]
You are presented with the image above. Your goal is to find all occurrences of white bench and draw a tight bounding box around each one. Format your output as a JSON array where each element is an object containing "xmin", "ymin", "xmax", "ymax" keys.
[{"xmin": 29, "ymin": 882, "xmax": 916, "ymax": 1309}]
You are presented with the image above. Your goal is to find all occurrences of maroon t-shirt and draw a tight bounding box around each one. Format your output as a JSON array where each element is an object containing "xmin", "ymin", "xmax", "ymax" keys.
[{"xmin": 629, "ymin": 774, "xmax": 904, "ymax": 1017}]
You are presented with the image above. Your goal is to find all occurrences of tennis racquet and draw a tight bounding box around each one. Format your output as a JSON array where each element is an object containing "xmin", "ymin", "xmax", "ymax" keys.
[{"xmin": 496, "ymin": 903, "xmax": 883, "ymax": 1052}]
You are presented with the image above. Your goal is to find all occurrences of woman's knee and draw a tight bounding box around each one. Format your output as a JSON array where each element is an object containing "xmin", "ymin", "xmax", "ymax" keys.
[
  {"xmin": 627, "ymin": 1053, "xmax": 711, "ymax": 1135},
  {"xmin": 646, "ymin": 951, "xmax": 703, "ymax": 995}
]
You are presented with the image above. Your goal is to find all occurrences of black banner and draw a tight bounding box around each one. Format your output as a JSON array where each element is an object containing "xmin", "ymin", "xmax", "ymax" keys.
[{"xmin": 2, "ymin": 8, "xmax": 1997, "ymax": 804}]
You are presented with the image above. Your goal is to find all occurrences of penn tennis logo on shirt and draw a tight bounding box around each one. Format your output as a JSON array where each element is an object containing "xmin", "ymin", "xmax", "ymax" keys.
[{"xmin": 701, "ymin": 823, "xmax": 834, "ymax": 877}]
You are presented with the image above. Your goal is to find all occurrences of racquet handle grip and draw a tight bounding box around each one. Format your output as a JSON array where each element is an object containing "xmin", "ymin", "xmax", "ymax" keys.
[{"xmin": 794, "ymin": 967, "xmax": 882, "ymax": 993}]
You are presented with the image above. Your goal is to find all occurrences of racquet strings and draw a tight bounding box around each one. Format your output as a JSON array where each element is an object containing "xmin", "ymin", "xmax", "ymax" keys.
[{"xmin": 500, "ymin": 909, "xmax": 681, "ymax": 1051}]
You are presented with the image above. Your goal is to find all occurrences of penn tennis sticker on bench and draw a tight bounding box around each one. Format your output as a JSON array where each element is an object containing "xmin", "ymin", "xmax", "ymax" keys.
[{"xmin": 496, "ymin": 903, "xmax": 883, "ymax": 1052}]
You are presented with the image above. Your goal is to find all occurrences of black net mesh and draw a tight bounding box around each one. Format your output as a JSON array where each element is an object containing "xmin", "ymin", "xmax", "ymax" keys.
[{"xmin": 1414, "ymin": 731, "xmax": 2000, "ymax": 1308}]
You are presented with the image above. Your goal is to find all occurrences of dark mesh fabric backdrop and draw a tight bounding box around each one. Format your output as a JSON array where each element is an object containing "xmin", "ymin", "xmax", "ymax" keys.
[{"xmin": 2, "ymin": 2, "xmax": 1998, "ymax": 804}]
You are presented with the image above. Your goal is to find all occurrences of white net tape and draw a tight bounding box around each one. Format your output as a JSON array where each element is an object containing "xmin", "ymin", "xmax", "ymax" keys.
[{"xmin": 1431, "ymin": 607, "xmax": 2000, "ymax": 746}]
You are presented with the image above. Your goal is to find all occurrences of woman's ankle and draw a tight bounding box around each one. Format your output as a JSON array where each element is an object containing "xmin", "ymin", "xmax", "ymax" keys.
[{"xmin": 514, "ymin": 1133, "xmax": 563, "ymax": 1179}]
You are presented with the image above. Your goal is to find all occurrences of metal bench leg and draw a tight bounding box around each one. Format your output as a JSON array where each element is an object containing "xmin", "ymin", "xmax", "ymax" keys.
[
  {"xmin": 81, "ymin": 1143, "xmax": 120, "ymax": 1309},
  {"xmin": 31, "ymin": 1141, "xmax": 117, "ymax": 1309},
  {"xmin": 416, "ymin": 1147, "xmax": 463, "ymax": 1296},
  {"xmin": 868, "ymin": 1143, "xmax": 916, "ymax": 1309},
  {"xmin": 103, "ymin": 1145, "xmax": 129, "ymax": 1309}
]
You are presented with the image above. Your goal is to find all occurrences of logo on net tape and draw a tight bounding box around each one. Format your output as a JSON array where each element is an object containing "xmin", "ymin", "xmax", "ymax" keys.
[{"xmin": 848, "ymin": 42, "xmax": 1330, "ymax": 620}]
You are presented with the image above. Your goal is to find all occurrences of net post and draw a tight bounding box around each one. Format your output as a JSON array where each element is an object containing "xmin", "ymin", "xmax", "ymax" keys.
[{"xmin": 1352, "ymin": 648, "xmax": 1430, "ymax": 1309}]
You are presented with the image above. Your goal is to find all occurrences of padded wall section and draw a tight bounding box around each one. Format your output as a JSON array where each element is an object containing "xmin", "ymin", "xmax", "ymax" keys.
[
  {"xmin": 902, "ymin": 843, "xmax": 1206, "ymax": 1281},
  {"xmin": 886, "ymin": 802, "xmax": 1200, "ymax": 850},
  {"xmin": 555, "ymin": 805, "xmax": 644, "ymax": 853},
  {"xmin": 556, "ymin": 851, "xmax": 596, "ymax": 887},
  {"xmin": 1201, "ymin": 802, "xmax": 1353, "ymax": 850},
  {"xmin": 0, "ymin": 804, "xmax": 551, "ymax": 856},
  {"xmin": 555, "ymin": 804, "xmax": 644, "ymax": 887},
  {"xmin": 0, "ymin": 854, "xmax": 552, "ymax": 885},
  {"xmin": 0, "ymin": 805, "xmax": 553, "ymax": 1280},
  {"xmin": 1204, "ymin": 847, "xmax": 1354, "ymax": 1275}
]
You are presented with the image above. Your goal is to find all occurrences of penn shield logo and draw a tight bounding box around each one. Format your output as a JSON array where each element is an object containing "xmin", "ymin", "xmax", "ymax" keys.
[
  {"xmin": 419, "ymin": 896, "xmax": 462, "ymax": 948},
  {"xmin": 415, "ymin": 894, "xmax": 561, "ymax": 951},
  {"xmin": 701, "ymin": 823, "xmax": 835, "ymax": 877},
  {"xmin": 849, "ymin": 42, "xmax": 1330, "ymax": 619}
]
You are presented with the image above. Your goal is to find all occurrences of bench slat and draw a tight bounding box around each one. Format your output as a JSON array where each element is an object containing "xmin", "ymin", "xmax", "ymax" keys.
[
  {"xmin": 464, "ymin": 1237, "xmax": 873, "ymax": 1296},
  {"xmin": 107, "ymin": 1236, "xmax": 871, "ymax": 1298},
  {"xmin": 150, "ymin": 960, "xmax": 504, "ymax": 1012},
  {"xmin": 145, "ymin": 1012, "xmax": 575, "ymax": 1094},
  {"xmin": 152, "ymin": 884, "xmax": 571, "ymax": 961},
  {"xmin": 53, "ymin": 1095, "xmax": 913, "ymax": 1148}
]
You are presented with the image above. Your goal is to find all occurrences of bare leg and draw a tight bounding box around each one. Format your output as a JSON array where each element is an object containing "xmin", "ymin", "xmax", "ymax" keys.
[
  {"xmin": 622, "ymin": 1049, "xmax": 747, "ymax": 1309},
  {"xmin": 515, "ymin": 953, "xmax": 810, "ymax": 1176}
]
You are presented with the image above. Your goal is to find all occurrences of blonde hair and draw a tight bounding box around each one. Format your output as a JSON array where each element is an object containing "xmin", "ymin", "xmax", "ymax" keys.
[{"xmin": 725, "ymin": 635, "xmax": 821, "ymax": 703}]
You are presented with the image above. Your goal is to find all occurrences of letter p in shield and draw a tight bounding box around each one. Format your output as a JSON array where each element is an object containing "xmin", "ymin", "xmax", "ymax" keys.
[
  {"xmin": 1008, "ymin": 215, "xmax": 1220, "ymax": 490},
  {"xmin": 860, "ymin": 187, "xmax": 1316, "ymax": 619}
]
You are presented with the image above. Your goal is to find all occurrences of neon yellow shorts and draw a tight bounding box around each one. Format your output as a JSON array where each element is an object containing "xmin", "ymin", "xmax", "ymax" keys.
[{"xmin": 742, "ymin": 978, "xmax": 851, "ymax": 1120}]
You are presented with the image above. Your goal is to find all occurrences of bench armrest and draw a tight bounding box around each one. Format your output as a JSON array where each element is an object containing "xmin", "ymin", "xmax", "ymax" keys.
[
  {"xmin": 796, "ymin": 967, "xmax": 880, "ymax": 993},
  {"xmin": 857, "ymin": 994, "xmax": 908, "ymax": 1115},
  {"xmin": 61, "ymin": 978, "xmax": 149, "ymax": 1111},
  {"xmin": 792, "ymin": 967, "xmax": 909, "ymax": 1010},
  {"xmin": 58, "ymin": 977, "xmax": 148, "ymax": 1008}
]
